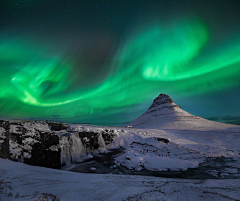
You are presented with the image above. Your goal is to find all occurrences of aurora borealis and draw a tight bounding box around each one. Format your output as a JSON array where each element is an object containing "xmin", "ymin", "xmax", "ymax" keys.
[{"xmin": 1, "ymin": 0, "xmax": 240, "ymax": 125}]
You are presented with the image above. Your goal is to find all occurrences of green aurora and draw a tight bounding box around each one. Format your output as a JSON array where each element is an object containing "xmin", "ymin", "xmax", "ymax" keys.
[{"xmin": 1, "ymin": 16, "xmax": 240, "ymax": 125}]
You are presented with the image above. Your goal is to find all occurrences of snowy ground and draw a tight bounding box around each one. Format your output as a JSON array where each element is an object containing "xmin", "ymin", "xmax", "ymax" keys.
[
  {"xmin": 61, "ymin": 124, "xmax": 240, "ymax": 179},
  {"xmin": 1, "ymin": 124, "xmax": 240, "ymax": 200},
  {"xmin": 1, "ymin": 158, "xmax": 240, "ymax": 201},
  {"xmin": 108, "ymin": 127, "xmax": 240, "ymax": 177}
]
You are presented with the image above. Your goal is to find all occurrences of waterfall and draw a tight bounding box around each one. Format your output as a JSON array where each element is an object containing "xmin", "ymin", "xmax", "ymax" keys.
[
  {"xmin": 98, "ymin": 134, "xmax": 107, "ymax": 150},
  {"xmin": 60, "ymin": 133, "xmax": 86, "ymax": 166},
  {"xmin": 60, "ymin": 136, "xmax": 71, "ymax": 166},
  {"xmin": 70, "ymin": 133, "xmax": 85, "ymax": 162}
]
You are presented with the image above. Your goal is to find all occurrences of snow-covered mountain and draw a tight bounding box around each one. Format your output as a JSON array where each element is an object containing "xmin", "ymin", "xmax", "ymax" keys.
[{"xmin": 124, "ymin": 93, "xmax": 239, "ymax": 130}]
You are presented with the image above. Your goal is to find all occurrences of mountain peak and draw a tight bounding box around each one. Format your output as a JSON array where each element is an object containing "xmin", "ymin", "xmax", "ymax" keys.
[{"xmin": 149, "ymin": 93, "xmax": 173, "ymax": 110}]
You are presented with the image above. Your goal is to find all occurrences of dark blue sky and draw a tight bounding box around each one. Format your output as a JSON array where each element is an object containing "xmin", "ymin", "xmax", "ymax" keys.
[{"xmin": 1, "ymin": 0, "xmax": 240, "ymax": 125}]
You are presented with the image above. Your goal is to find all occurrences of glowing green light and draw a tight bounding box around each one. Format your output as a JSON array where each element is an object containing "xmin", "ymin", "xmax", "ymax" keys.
[{"xmin": 1, "ymin": 16, "xmax": 240, "ymax": 124}]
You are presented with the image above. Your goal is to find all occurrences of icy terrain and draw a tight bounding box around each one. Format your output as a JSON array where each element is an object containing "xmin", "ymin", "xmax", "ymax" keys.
[
  {"xmin": 1, "ymin": 94, "xmax": 240, "ymax": 200},
  {"xmin": 0, "ymin": 158, "xmax": 240, "ymax": 201}
]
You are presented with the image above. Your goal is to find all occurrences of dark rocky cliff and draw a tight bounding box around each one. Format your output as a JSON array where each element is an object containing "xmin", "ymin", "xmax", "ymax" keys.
[
  {"xmin": 0, "ymin": 120, "xmax": 61, "ymax": 168},
  {"xmin": 0, "ymin": 120, "xmax": 119, "ymax": 168}
]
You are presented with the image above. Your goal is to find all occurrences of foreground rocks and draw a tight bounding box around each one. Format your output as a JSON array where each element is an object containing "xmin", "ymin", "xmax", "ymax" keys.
[
  {"xmin": 78, "ymin": 129, "xmax": 118, "ymax": 151},
  {"xmin": 0, "ymin": 120, "xmax": 61, "ymax": 168}
]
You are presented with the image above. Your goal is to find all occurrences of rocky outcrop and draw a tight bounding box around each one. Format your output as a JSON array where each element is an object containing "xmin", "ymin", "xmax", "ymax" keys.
[
  {"xmin": 147, "ymin": 93, "xmax": 180, "ymax": 112},
  {"xmin": 0, "ymin": 119, "xmax": 120, "ymax": 168},
  {"xmin": 59, "ymin": 128, "xmax": 119, "ymax": 165},
  {"xmin": 0, "ymin": 120, "xmax": 61, "ymax": 168},
  {"xmin": 46, "ymin": 121, "xmax": 68, "ymax": 131}
]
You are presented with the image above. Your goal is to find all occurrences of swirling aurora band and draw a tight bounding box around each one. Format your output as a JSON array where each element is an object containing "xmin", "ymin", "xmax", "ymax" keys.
[{"xmin": 1, "ymin": 17, "xmax": 240, "ymax": 124}]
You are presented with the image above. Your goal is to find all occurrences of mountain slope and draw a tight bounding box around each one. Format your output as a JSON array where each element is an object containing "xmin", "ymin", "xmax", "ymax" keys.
[{"xmin": 124, "ymin": 93, "xmax": 239, "ymax": 130}]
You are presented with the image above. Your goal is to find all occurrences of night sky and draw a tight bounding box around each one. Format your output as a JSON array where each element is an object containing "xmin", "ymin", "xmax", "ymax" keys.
[{"xmin": 1, "ymin": 0, "xmax": 240, "ymax": 126}]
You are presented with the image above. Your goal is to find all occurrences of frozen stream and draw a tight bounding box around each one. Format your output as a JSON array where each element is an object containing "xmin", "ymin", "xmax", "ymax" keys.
[
  {"xmin": 62, "ymin": 148, "xmax": 240, "ymax": 180},
  {"xmin": 57, "ymin": 125, "xmax": 240, "ymax": 180}
]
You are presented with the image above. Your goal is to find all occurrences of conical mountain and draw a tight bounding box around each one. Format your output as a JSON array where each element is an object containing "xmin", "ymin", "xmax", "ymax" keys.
[{"xmin": 124, "ymin": 93, "xmax": 239, "ymax": 130}]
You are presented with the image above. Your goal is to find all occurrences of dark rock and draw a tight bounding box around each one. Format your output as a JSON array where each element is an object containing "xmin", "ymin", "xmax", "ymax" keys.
[
  {"xmin": 78, "ymin": 131, "xmax": 99, "ymax": 151},
  {"xmin": 125, "ymin": 156, "xmax": 131, "ymax": 160},
  {"xmin": 157, "ymin": 137, "xmax": 169, "ymax": 143},
  {"xmin": 77, "ymin": 130, "xmax": 118, "ymax": 151},
  {"xmin": 0, "ymin": 120, "xmax": 61, "ymax": 168},
  {"xmin": 101, "ymin": 129, "xmax": 118, "ymax": 145},
  {"xmin": 0, "ymin": 137, "xmax": 9, "ymax": 159},
  {"xmin": 46, "ymin": 121, "xmax": 67, "ymax": 131}
]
